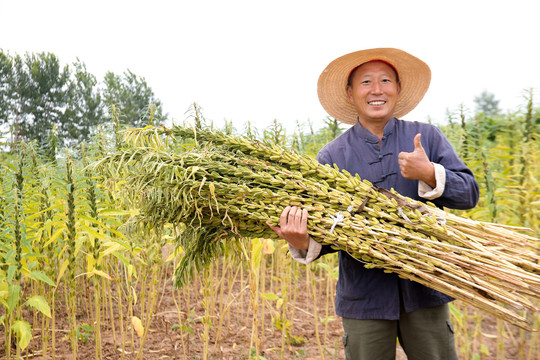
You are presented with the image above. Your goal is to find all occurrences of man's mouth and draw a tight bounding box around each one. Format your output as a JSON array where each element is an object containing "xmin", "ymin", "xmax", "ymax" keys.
[{"xmin": 368, "ymin": 100, "xmax": 386, "ymax": 106}]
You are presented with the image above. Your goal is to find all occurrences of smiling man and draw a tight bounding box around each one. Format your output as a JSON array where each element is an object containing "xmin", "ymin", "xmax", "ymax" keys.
[{"xmin": 269, "ymin": 48, "xmax": 479, "ymax": 360}]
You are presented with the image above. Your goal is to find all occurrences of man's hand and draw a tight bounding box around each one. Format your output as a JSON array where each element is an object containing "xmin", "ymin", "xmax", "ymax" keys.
[
  {"xmin": 267, "ymin": 206, "xmax": 310, "ymax": 250},
  {"xmin": 398, "ymin": 133, "xmax": 436, "ymax": 188}
]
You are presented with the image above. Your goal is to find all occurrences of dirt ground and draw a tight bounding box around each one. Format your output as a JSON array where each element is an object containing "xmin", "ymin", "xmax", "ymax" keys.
[
  {"xmin": 0, "ymin": 263, "xmax": 535, "ymax": 360},
  {"xmin": 0, "ymin": 269, "xmax": 404, "ymax": 360}
]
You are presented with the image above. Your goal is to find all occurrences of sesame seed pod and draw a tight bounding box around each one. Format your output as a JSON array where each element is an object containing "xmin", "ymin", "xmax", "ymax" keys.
[{"xmin": 97, "ymin": 125, "xmax": 540, "ymax": 331}]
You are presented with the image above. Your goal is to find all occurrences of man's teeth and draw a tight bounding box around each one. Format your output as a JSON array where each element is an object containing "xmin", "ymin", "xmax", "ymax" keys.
[{"xmin": 369, "ymin": 101, "xmax": 386, "ymax": 106}]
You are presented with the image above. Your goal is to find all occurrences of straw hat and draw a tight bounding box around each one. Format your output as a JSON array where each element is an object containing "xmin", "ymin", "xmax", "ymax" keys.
[{"xmin": 317, "ymin": 48, "xmax": 431, "ymax": 125}]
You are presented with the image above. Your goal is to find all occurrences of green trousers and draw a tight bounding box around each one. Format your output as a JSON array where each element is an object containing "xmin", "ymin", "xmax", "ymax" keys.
[{"xmin": 341, "ymin": 304, "xmax": 459, "ymax": 360}]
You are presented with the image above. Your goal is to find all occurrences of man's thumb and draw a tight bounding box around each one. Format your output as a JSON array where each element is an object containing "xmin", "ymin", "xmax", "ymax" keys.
[
  {"xmin": 414, "ymin": 133, "xmax": 424, "ymax": 152},
  {"xmin": 266, "ymin": 221, "xmax": 281, "ymax": 237}
]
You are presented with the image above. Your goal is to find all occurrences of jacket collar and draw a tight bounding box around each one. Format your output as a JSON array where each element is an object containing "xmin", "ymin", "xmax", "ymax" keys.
[{"xmin": 352, "ymin": 117, "xmax": 396, "ymax": 143}]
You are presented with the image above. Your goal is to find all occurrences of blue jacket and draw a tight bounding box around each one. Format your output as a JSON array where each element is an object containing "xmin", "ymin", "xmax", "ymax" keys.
[{"xmin": 317, "ymin": 118, "xmax": 479, "ymax": 320}]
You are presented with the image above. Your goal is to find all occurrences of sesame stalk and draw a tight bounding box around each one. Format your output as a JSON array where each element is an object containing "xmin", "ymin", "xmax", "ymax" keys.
[{"xmin": 96, "ymin": 125, "xmax": 540, "ymax": 331}]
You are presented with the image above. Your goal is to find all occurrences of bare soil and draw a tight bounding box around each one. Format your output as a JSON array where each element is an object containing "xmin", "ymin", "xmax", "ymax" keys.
[{"xmin": 0, "ymin": 262, "xmax": 535, "ymax": 360}]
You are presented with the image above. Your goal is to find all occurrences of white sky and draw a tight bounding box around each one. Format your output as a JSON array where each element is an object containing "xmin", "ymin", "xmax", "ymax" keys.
[{"xmin": 1, "ymin": 0, "xmax": 539, "ymax": 134}]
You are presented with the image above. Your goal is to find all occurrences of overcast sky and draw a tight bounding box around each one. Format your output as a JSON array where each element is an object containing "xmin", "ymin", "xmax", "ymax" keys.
[{"xmin": 1, "ymin": 0, "xmax": 539, "ymax": 134}]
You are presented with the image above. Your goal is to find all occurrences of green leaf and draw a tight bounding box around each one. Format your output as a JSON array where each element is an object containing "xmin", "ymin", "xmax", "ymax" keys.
[
  {"xmin": 78, "ymin": 216, "xmax": 127, "ymax": 239},
  {"xmin": 2, "ymin": 162, "xmax": 17, "ymax": 172},
  {"xmin": 12, "ymin": 320, "xmax": 32, "ymax": 350},
  {"xmin": 7, "ymin": 264, "xmax": 16, "ymax": 283},
  {"xmin": 319, "ymin": 315, "xmax": 336, "ymax": 324},
  {"xmin": 0, "ymin": 297, "xmax": 8, "ymax": 309},
  {"xmin": 7, "ymin": 284, "xmax": 21, "ymax": 313},
  {"xmin": 448, "ymin": 303, "xmax": 463, "ymax": 326},
  {"xmin": 480, "ymin": 343, "xmax": 490, "ymax": 355},
  {"xmin": 44, "ymin": 226, "xmax": 67, "ymax": 248},
  {"xmin": 260, "ymin": 292, "xmax": 280, "ymax": 301},
  {"xmin": 28, "ymin": 271, "xmax": 56, "ymax": 287},
  {"xmin": 26, "ymin": 295, "xmax": 51, "ymax": 318},
  {"xmin": 24, "ymin": 204, "xmax": 63, "ymax": 222},
  {"xmin": 79, "ymin": 223, "xmax": 113, "ymax": 242},
  {"xmin": 317, "ymin": 262, "xmax": 338, "ymax": 278}
]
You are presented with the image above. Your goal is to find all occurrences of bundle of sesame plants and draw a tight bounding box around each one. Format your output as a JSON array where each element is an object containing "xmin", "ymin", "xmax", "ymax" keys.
[{"xmin": 95, "ymin": 124, "xmax": 540, "ymax": 331}]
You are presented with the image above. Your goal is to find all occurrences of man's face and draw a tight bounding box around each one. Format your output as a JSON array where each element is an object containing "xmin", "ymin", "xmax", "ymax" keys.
[{"xmin": 346, "ymin": 61, "xmax": 401, "ymax": 124}]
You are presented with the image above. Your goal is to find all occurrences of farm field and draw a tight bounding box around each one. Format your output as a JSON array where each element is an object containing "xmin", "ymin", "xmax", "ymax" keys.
[
  {"xmin": 1, "ymin": 243, "xmax": 538, "ymax": 360},
  {"xmin": 0, "ymin": 97, "xmax": 539, "ymax": 360}
]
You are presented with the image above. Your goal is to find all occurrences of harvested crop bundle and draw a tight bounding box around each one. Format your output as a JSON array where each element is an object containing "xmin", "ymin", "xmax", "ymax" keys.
[{"xmin": 96, "ymin": 124, "xmax": 540, "ymax": 330}]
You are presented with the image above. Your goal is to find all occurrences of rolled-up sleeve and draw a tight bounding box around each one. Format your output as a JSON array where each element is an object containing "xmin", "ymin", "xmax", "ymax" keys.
[
  {"xmin": 288, "ymin": 237, "xmax": 322, "ymax": 265},
  {"xmin": 418, "ymin": 163, "xmax": 446, "ymax": 200}
]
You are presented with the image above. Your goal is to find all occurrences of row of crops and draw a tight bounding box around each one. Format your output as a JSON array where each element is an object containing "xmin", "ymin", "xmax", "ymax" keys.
[{"xmin": 0, "ymin": 95, "xmax": 539, "ymax": 359}]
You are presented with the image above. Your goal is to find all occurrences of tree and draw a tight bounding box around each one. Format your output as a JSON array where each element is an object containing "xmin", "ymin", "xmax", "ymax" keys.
[
  {"xmin": 1, "ymin": 51, "xmax": 107, "ymax": 149},
  {"xmin": 0, "ymin": 52, "xmax": 33, "ymax": 146},
  {"xmin": 103, "ymin": 70, "xmax": 167, "ymax": 127},
  {"xmin": 474, "ymin": 90, "xmax": 500, "ymax": 117},
  {"xmin": 0, "ymin": 51, "xmax": 12, "ymax": 125},
  {"xmin": 62, "ymin": 59, "xmax": 104, "ymax": 147},
  {"xmin": 21, "ymin": 52, "xmax": 71, "ymax": 146},
  {"xmin": 0, "ymin": 50, "xmax": 167, "ymax": 150}
]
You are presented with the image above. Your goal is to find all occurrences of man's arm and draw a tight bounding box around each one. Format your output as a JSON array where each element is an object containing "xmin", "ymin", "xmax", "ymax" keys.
[{"xmin": 400, "ymin": 129, "xmax": 479, "ymax": 209}]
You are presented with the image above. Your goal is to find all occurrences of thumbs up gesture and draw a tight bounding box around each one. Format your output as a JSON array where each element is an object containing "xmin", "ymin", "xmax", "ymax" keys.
[{"xmin": 398, "ymin": 134, "xmax": 436, "ymax": 188}]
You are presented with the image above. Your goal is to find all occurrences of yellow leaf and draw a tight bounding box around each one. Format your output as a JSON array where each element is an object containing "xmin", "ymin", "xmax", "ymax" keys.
[
  {"xmin": 58, "ymin": 244, "xmax": 68, "ymax": 259},
  {"xmin": 79, "ymin": 223, "xmax": 112, "ymax": 242},
  {"xmin": 250, "ymin": 238, "xmax": 263, "ymax": 270},
  {"xmin": 209, "ymin": 182, "xmax": 219, "ymax": 209},
  {"xmin": 56, "ymin": 260, "xmax": 69, "ymax": 286},
  {"xmin": 86, "ymin": 254, "xmax": 96, "ymax": 276},
  {"xmin": 13, "ymin": 320, "xmax": 32, "ymax": 350},
  {"xmin": 24, "ymin": 204, "xmax": 63, "ymax": 222},
  {"xmin": 127, "ymin": 264, "xmax": 135, "ymax": 279},
  {"xmin": 132, "ymin": 287, "xmax": 138, "ymax": 305},
  {"xmin": 26, "ymin": 295, "xmax": 52, "ymax": 318},
  {"xmin": 262, "ymin": 239, "xmax": 275, "ymax": 255},
  {"xmin": 44, "ymin": 227, "xmax": 66, "ymax": 248},
  {"xmin": 198, "ymin": 176, "xmax": 207, "ymax": 196},
  {"xmin": 165, "ymin": 246, "xmax": 184, "ymax": 262},
  {"xmin": 92, "ymin": 270, "xmax": 113, "ymax": 281},
  {"xmin": 131, "ymin": 316, "xmax": 144, "ymax": 338},
  {"xmin": 78, "ymin": 217, "xmax": 127, "ymax": 239},
  {"xmin": 100, "ymin": 209, "xmax": 139, "ymax": 217},
  {"xmin": 75, "ymin": 236, "xmax": 84, "ymax": 258},
  {"xmin": 100, "ymin": 243, "xmax": 123, "ymax": 258}
]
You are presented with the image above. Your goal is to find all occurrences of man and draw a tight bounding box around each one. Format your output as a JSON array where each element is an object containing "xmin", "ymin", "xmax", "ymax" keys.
[{"xmin": 268, "ymin": 48, "xmax": 479, "ymax": 359}]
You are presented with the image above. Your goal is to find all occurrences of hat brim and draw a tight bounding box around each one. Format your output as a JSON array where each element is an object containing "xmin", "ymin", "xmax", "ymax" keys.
[{"xmin": 317, "ymin": 48, "xmax": 431, "ymax": 125}]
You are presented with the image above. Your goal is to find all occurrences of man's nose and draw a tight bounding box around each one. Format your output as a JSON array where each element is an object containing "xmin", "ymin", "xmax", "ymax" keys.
[{"xmin": 371, "ymin": 81, "xmax": 383, "ymax": 93}]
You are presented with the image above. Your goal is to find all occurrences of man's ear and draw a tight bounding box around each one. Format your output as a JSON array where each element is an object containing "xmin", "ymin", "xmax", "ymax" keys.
[
  {"xmin": 397, "ymin": 82, "xmax": 402, "ymax": 95},
  {"xmin": 346, "ymin": 85, "xmax": 353, "ymax": 102}
]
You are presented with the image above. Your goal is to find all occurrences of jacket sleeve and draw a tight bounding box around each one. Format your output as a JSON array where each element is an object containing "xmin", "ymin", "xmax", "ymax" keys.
[
  {"xmin": 314, "ymin": 148, "xmax": 343, "ymax": 259},
  {"xmin": 426, "ymin": 127, "xmax": 479, "ymax": 210}
]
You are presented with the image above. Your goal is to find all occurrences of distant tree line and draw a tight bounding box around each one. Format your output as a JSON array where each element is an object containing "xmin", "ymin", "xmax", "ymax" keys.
[{"xmin": 0, "ymin": 50, "xmax": 167, "ymax": 149}]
